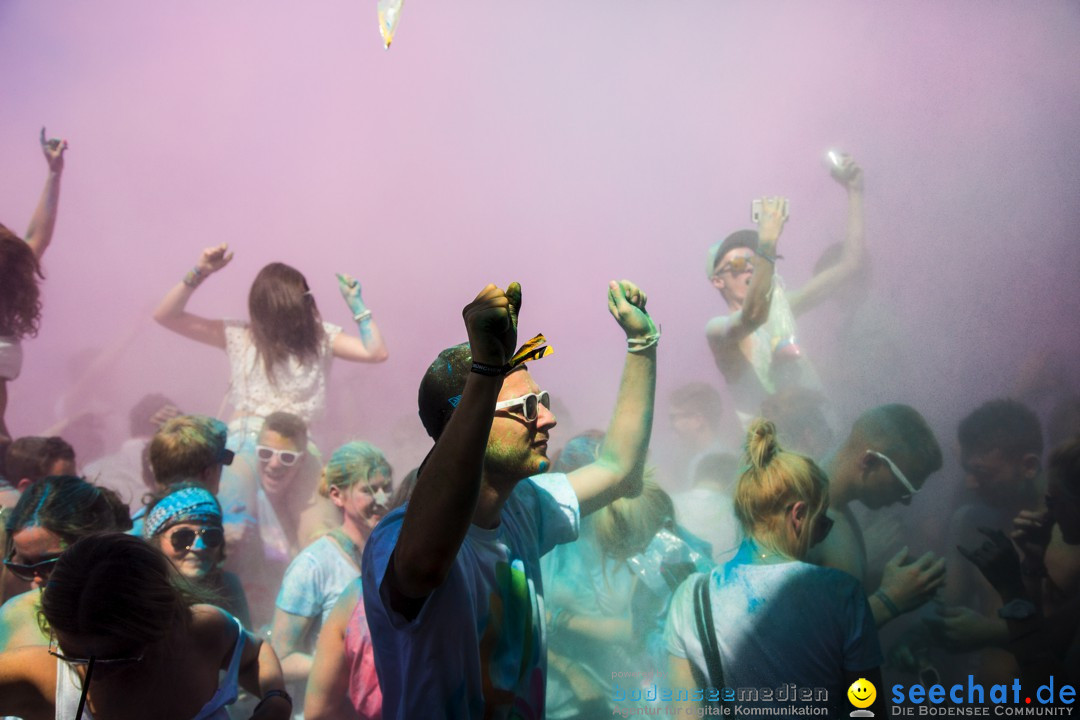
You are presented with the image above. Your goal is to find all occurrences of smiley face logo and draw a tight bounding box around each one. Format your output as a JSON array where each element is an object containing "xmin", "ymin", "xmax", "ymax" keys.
[{"xmin": 847, "ymin": 678, "xmax": 876, "ymax": 709}]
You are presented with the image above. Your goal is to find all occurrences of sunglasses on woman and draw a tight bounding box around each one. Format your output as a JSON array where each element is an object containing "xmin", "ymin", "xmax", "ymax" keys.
[
  {"xmin": 49, "ymin": 638, "xmax": 146, "ymax": 667},
  {"xmin": 50, "ymin": 637, "xmax": 145, "ymax": 719},
  {"xmin": 494, "ymin": 391, "xmax": 551, "ymax": 422},
  {"xmin": 256, "ymin": 445, "xmax": 304, "ymax": 466},
  {"xmin": 812, "ymin": 513, "xmax": 835, "ymax": 546},
  {"xmin": 168, "ymin": 526, "xmax": 225, "ymax": 552},
  {"xmin": 3, "ymin": 555, "xmax": 60, "ymax": 583}
]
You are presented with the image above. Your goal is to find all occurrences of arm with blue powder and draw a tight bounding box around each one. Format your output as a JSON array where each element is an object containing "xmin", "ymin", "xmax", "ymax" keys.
[{"xmin": 331, "ymin": 272, "xmax": 388, "ymax": 362}]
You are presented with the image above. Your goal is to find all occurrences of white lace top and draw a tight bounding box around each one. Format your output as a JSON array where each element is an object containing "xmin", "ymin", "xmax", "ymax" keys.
[{"xmin": 223, "ymin": 319, "xmax": 341, "ymax": 424}]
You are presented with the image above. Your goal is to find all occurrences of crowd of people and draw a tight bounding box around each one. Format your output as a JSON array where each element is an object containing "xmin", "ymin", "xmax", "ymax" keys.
[{"xmin": 0, "ymin": 132, "xmax": 1077, "ymax": 720}]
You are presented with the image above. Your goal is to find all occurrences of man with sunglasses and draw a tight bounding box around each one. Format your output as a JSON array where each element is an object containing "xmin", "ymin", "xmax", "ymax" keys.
[
  {"xmin": 807, "ymin": 403, "xmax": 947, "ymax": 628},
  {"xmin": 705, "ymin": 155, "xmax": 864, "ymax": 425},
  {"xmin": 363, "ymin": 279, "xmax": 657, "ymax": 720}
]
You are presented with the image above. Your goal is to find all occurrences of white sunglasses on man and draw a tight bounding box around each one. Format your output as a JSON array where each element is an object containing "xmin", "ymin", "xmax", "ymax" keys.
[
  {"xmin": 494, "ymin": 391, "xmax": 551, "ymax": 422},
  {"xmin": 867, "ymin": 450, "xmax": 918, "ymax": 501}
]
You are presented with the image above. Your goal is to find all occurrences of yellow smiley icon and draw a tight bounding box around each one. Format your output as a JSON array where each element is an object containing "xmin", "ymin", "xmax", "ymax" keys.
[{"xmin": 847, "ymin": 678, "xmax": 876, "ymax": 709}]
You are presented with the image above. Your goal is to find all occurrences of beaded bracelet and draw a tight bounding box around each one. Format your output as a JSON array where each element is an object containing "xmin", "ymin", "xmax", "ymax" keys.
[
  {"xmin": 182, "ymin": 267, "xmax": 204, "ymax": 288},
  {"xmin": 353, "ymin": 308, "xmax": 373, "ymax": 323}
]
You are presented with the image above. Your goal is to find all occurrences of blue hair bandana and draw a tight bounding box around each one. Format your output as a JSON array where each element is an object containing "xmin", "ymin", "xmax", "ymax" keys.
[{"xmin": 143, "ymin": 487, "xmax": 222, "ymax": 538}]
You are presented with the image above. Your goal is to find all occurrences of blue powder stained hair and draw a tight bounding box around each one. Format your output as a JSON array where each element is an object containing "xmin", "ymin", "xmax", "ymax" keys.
[{"xmin": 538, "ymin": 460, "xmax": 549, "ymax": 472}]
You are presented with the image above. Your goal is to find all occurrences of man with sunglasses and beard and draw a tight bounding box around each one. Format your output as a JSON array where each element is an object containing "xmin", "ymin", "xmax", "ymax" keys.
[
  {"xmin": 363, "ymin": 279, "xmax": 658, "ymax": 720},
  {"xmin": 705, "ymin": 155, "xmax": 865, "ymax": 425}
]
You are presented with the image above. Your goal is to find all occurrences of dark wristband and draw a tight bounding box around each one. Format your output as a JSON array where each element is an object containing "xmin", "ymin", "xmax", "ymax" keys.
[
  {"xmin": 254, "ymin": 689, "xmax": 292, "ymax": 713},
  {"xmin": 470, "ymin": 361, "xmax": 507, "ymax": 377},
  {"xmin": 1020, "ymin": 562, "xmax": 1047, "ymax": 578},
  {"xmin": 874, "ymin": 589, "xmax": 901, "ymax": 619}
]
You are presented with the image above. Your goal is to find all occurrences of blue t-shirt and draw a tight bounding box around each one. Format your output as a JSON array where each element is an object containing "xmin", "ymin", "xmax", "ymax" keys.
[
  {"xmin": 665, "ymin": 541, "xmax": 882, "ymax": 717},
  {"xmin": 362, "ymin": 473, "xmax": 579, "ymax": 720},
  {"xmin": 276, "ymin": 535, "xmax": 359, "ymax": 629}
]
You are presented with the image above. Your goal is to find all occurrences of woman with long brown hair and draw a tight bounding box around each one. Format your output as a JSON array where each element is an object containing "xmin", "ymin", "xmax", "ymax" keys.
[{"xmin": 153, "ymin": 246, "xmax": 388, "ymax": 449}]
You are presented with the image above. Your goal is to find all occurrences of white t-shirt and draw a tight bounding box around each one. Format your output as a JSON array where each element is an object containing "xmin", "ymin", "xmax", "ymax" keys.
[
  {"xmin": 223, "ymin": 319, "xmax": 341, "ymax": 424},
  {"xmin": 362, "ymin": 473, "xmax": 580, "ymax": 720},
  {"xmin": 276, "ymin": 534, "xmax": 360, "ymax": 630},
  {"xmin": 83, "ymin": 437, "xmax": 151, "ymax": 513},
  {"xmin": 665, "ymin": 543, "xmax": 881, "ymax": 716}
]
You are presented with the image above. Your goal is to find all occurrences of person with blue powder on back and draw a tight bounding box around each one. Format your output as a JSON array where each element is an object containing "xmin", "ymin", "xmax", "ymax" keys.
[{"xmin": 666, "ymin": 418, "xmax": 884, "ymax": 719}]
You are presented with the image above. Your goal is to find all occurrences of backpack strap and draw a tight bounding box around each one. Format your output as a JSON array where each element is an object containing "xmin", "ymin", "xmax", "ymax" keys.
[{"xmin": 692, "ymin": 573, "xmax": 725, "ymax": 697}]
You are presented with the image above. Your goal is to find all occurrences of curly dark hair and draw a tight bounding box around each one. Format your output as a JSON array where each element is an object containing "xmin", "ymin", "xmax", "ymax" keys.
[{"xmin": 0, "ymin": 224, "xmax": 43, "ymax": 338}]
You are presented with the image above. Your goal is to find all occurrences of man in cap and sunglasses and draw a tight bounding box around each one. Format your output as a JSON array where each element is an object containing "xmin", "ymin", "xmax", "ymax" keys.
[
  {"xmin": 363, "ymin": 279, "xmax": 658, "ymax": 720},
  {"xmin": 705, "ymin": 155, "xmax": 865, "ymax": 425},
  {"xmin": 808, "ymin": 403, "xmax": 947, "ymax": 628},
  {"xmin": 138, "ymin": 414, "xmax": 234, "ymax": 536}
]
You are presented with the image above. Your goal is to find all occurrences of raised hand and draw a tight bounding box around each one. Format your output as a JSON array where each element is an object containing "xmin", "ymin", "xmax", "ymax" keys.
[
  {"xmin": 607, "ymin": 280, "xmax": 656, "ymax": 342},
  {"xmin": 40, "ymin": 127, "xmax": 68, "ymax": 173},
  {"xmin": 196, "ymin": 243, "xmax": 234, "ymax": 275},
  {"xmin": 829, "ymin": 152, "xmax": 864, "ymax": 192},
  {"xmin": 462, "ymin": 282, "xmax": 521, "ymax": 368},
  {"xmin": 755, "ymin": 196, "xmax": 788, "ymax": 248},
  {"xmin": 879, "ymin": 546, "xmax": 947, "ymax": 614},
  {"xmin": 958, "ymin": 527, "xmax": 1024, "ymax": 599},
  {"xmin": 149, "ymin": 404, "xmax": 182, "ymax": 429},
  {"xmin": 336, "ymin": 272, "xmax": 367, "ymax": 315}
]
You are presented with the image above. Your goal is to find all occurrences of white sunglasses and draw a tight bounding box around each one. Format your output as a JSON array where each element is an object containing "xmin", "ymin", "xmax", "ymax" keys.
[
  {"xmin": 868, "ymin": 450, "xmax": 918, "ymax": 499},
  {"xmin": 256, "ymin": 445, "xmax": 305, "ymax": 466},
  {"xmin": 494, "ymin": 391, "xmax": 551, "ymax": 421}
]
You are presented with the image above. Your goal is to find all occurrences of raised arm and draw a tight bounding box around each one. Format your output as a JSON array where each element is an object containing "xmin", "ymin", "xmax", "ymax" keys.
[
  {"xmin": 24, "ymin": 128, "xmax": 67, "ymax": 261},
  {"xmin": 388, "ymin": 283, "xmax": 520, "ymax": 603},
  {"xmin": 331, "ymin": 272, "xmax": 389, "ymax": 362},
  {"xmin": 789, "ymin": 155, "xmax": 866, "ymax": 316},
  {"xmin": 705, "ymin": 197, "xmax": 788, "ymax": 352},
  {"xmin": 568, "ymin": 280, "xmax": 657, "ymax": 517},
  {"xmin": 152, "ymin": 243, "xmax": 232, "ymax": 348}
]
